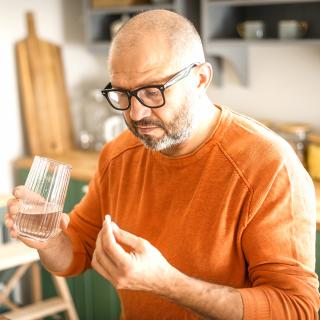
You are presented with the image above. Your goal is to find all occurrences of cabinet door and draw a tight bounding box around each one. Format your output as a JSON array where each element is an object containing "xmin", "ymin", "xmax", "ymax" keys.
[{"xmin": 64, "ymin": 179, "xmax": 121, "ymax": 319}]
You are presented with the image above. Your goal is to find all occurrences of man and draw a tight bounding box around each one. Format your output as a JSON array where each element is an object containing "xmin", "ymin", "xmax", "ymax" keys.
[{"xmin": 6, "ymin": 9, "xmax": 320, "ymax": 319}]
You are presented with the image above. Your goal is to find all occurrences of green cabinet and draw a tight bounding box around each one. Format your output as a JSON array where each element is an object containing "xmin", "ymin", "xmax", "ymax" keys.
[{"xmin": 15, "ymin": 168, "xmax": 120, "ymax": 320}]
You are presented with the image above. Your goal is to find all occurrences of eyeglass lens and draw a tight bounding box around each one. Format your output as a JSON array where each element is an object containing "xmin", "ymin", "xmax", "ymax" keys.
[{"xmin": 108, "ymin": 87, "xmax": 164, "ymax": 110}]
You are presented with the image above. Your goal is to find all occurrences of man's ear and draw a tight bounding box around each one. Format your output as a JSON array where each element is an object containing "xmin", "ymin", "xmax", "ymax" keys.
[{"xmin": 196, "ymin": 62, "xmax": 213, "ymax": 92}]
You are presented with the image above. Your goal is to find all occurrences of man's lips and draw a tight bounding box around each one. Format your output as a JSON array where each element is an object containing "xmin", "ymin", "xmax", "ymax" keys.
[{"xmin": 137, "ymin": 126, "xmax": 160, "ymax": 134}]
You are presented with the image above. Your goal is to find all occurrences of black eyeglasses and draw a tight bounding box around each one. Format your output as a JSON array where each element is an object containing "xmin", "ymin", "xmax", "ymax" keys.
[{"xmin": 101, "ymin": 63, "xmax": 199, "ymax": 111}]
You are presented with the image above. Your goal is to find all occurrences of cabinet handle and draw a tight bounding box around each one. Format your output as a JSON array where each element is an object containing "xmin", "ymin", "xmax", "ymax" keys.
[{"xmin": 82, "ymin": 185, "xmax": 88, "ymax": 194}]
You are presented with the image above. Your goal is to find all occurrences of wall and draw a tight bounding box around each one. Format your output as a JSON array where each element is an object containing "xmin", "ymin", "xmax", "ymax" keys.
[
  {"xmin": 209, "ymin": 45, "xmax": 320, "ymax": 125},
  {"xmin": 0, "ymin": 0, "xmax": 106, "ymax": 194},
  {"xmin": 1, "ymin": 1, "xmax": 320, "ymax": 194}
]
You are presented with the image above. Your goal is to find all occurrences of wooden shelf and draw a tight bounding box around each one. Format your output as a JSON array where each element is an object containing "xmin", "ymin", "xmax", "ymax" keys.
[
  {"xmin": 207, "ymin": 39, "xmax": 320, "ymax": 46},
  {"xmin": 208, "ymin": 0, "xmax": 320, "ymax": 7},
  {"xmin": 201, "ymin": 0, "xmax": 320, "ymax": 85},
  {"xmin": 13, "ymin": 150, "xmax": 99, "ymax": 181},
  {"xmin": 90, "ymin": 3, "xmax": 175, "ymax": 14}
]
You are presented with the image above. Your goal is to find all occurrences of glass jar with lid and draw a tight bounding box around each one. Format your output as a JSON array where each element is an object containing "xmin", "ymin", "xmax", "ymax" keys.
[
  {"xmin": 275, "ymin": 123, "xmax": 311, "ymax": 167},
  {"xmin": 80, "ymin": 89, "xmax": 111, "ymax": 151}
]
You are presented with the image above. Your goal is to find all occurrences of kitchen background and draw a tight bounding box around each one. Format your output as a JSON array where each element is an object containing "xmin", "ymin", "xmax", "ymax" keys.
[
  {"xmin": 0, "ymin": 1, "xmax": 320, "ymax": 319},
  {"xmin": 1, "ymin": 0, "xmax": 320, "ymax": 194}
]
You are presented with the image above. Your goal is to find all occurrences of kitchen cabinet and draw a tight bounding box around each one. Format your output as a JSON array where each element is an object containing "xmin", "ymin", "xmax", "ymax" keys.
[
  {"xmin": 15, "ymin": 166, "xmax": 120, "ymax": 320},
  {"xmin": 200, "ymin": 0, "xmax": 320, "ymax": 84}
]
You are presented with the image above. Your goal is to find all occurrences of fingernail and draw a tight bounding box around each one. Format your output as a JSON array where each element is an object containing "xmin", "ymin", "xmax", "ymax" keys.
[{"xmin": 105, "ymin": 214, "xmax": 111, "ymax": 225}]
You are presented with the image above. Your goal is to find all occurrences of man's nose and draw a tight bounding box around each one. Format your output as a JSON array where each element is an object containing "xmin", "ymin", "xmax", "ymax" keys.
[{"xmin": 129, "ymin": 96, "xmax": 152, "ymax": 121}]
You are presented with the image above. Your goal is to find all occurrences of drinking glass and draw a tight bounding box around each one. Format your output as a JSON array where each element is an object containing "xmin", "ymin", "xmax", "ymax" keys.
[{"xmin": 14, "ymin": 156, "xmax": 72, "ymax": 241}]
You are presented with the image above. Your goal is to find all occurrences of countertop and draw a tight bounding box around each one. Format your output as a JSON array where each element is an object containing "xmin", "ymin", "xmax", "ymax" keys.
[
  {"xmin": 13, "ymin": 150, "xmax": 99, "ymax": 181},
  {"xmin": 13, "ymin": 150, "xmax": 320, "ymax": 230}
]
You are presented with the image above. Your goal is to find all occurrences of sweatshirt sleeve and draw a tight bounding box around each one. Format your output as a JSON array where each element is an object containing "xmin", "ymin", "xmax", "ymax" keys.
[
  {"xmin": 52, "ymin": 150, "xmax": 108, "ymax": 277},
  {"xmin": 239, "ymin": 164, "xmax": 320, "ymax": 319}
]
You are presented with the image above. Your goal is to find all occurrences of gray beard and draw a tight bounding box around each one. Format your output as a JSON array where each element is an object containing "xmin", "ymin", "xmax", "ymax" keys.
[{"xmin": 124, "ymin": 99, "xmax": 195, "ymax": 152}]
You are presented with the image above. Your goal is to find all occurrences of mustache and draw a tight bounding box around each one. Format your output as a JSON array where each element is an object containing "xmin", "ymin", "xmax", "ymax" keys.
[{"xmin": 132, "ymin": 118, "xmax": 164, "ymax": 129}]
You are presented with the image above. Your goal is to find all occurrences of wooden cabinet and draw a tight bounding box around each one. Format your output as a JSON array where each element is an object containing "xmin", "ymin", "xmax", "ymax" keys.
[{"xmin": 15, "ymin": 168, "xmax": 121, "ymax": 320}]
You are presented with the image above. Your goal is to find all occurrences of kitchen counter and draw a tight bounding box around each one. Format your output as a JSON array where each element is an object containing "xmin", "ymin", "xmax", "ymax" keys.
[
  {"xmin": 13, "ymin": 150, "xmax": 99, "ymax": 181},
  {"xmin": 13, "ymin": 150, "xmax": 320, "ymax": 230}
]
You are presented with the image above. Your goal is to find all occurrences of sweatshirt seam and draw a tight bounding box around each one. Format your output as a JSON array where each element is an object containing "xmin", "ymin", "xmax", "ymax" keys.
[
  {"xmin": 217, "ymin": 142, "xmax": 254, "ymax": 227},
  {"xmin": 99, "ymin": 142, "xmax": 144, "ymax": 182}
]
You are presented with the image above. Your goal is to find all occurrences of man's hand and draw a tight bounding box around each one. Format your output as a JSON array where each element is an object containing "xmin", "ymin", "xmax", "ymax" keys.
[
  {"xmin": 5, "ymin": 185, "xmax": 70, "ymax": 250},
  {"xmin": 92, "ymin": 215, "xmax": 177, "ymax": 292}
]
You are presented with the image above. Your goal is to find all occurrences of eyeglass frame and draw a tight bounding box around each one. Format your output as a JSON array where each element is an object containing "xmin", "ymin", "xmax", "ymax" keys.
[{"xmin": 101, "ymin": 62, "xmax": 200, "ymax": 111}]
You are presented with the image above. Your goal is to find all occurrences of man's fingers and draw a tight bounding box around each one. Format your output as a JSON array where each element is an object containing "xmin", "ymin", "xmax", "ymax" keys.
[
  {"xmin": 60, "ymin": 214, "xmax": 70, "ymax": 230},
  {"xmin": 5, "ymin": 215, "xmax": 14, "ymax": 228},
  {"xmin": 13, "ymin": 186, "xmax": 45, "ymax": 204},
  {"xmin": 96, "ymin": 232, "xmax": 119, "ymax": 272},
  {"xmin": 92, "ymin": 251, "xmax": 114, "ymax": 283},
  {"xmin": 10, "ymin": 229, "xmax": 18, "ymax": 238},
  {"xmin": 112, "ymin": 222, "xmax": 146, "ymax": 252},
  {"xmin": 101, "ymin": 216, "xmax": 130, "ymax": 266},
  {"xmin": 7, "ymin": 198, "xmax": 20, "ymax": 215}
]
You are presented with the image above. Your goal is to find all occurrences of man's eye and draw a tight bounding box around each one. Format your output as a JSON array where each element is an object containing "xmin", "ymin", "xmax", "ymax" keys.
[{"xmin": 145, "ymin": 89, "xmax": 160, "ymax": 97}]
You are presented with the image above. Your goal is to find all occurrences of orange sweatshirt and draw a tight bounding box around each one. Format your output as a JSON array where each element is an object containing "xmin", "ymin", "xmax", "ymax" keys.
[{"xmin": 56, "ymin": 105, "xmax": 320, "ymax": 319}]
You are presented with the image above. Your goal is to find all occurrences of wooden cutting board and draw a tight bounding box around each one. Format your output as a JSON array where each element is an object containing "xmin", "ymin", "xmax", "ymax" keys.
[{"xmin": 16, "ymin": 12, "xmax": 73, "ymax": 155}]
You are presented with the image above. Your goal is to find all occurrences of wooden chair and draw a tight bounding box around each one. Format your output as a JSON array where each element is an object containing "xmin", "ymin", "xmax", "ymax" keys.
[{"xmin": 0, "ymin": 241, "xmax": 78, "ymax": 320}]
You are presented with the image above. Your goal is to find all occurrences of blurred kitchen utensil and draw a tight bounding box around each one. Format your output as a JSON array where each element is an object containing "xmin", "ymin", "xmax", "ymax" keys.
[
  {"xmin": 80, "ymin": 89, "xmax": 110, "ymax": 151},
  {"xmin": 278, "ymin": 20, "xmax": 309, "ymax": 39},
  {"xmin": 275, "ymin": 122, "xmax": 310, "ymax": 167},
  {"xmin": 237, "ymin": 20, "xmax": 265, "ymax": 40},
  {"xmin": 104, "ymin": 115, "xmax": 126, "ymax": 142},
  {"xmin": 16, "ymin": 12, "xmax": 74, "ymax": 155}
]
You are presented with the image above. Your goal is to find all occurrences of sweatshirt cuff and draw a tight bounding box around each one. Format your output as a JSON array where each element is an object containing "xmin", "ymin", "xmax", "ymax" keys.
[
  {"xmin": 50, "ymin": 226, "xmax": 90, "ymax": 277},
  {"xmin": 238, "ymin": 287, "xmax": 270, "ymax": 320}
]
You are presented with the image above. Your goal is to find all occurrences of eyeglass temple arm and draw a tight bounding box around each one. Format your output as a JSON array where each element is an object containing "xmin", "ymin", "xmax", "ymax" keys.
[{"xmin": 164, "ymin": 63, "xmax": 199, "ymax": 89}]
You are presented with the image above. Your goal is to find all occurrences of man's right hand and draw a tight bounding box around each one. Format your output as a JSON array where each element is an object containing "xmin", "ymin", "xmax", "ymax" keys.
[{"xmin": 5, "ymin": 185, "xmax": 70, "ymax": 250}]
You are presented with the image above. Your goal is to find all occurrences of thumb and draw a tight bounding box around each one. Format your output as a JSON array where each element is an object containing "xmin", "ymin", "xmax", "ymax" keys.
[
  {"xmin": 112, "ymin": 222, "xmax": 145, "ymax": 252},
  {"xmin": 60, "ymin": 213, "xmax": 70, "ymax": 230}
]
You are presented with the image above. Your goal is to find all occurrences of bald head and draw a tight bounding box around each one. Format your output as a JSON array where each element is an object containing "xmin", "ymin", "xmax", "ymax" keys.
[{"xmin": 108, "ymin": 10, "xmax": 205, "ymax": 73}]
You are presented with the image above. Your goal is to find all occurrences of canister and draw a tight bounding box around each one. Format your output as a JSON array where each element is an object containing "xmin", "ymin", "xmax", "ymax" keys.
[
  {"xmin": 275, "ymin": 123, "xmax": 310, "ymax": 167},
  {"xmin": 307, "ymin": 132, "xmax": 320, "ymax": 181}
]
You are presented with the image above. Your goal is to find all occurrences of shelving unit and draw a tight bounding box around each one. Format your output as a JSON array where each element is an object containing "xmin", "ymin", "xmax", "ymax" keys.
[
  {"xmin": 200, "ymin": 0, "xmax": 320, "ymax": 85},
  {"xmin": 82, "ymin": 0, "xmax": 199, "ymax": 53},
  {"xmin": 82, "ymin": 0, "xmax": 320, "ymax": 85}
]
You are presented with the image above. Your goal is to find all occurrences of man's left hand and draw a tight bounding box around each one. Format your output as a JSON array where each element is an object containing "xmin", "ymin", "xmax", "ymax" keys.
[{"xmin": 92, "ymin": 215, "xmax": 177, "ymax": 292}]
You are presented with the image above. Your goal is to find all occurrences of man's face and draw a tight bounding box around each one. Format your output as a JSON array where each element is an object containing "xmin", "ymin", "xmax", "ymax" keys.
[
  {"xmin": 109, "ymin": 37, "xmax": 198, "ymax": 152},
  {"xmin": 123, "ymin": 90, "xmax": 196, "ymax": 152}
]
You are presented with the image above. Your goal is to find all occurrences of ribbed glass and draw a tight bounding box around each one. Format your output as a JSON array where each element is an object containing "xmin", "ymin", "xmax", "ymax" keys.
[{"xmin": 14, "ymin": 156, "xmax": 71, "ymax": 241}]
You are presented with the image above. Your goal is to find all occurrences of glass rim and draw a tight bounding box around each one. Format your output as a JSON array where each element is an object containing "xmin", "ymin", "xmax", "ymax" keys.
[{"xmin": 34, "ymin": 155, "xmax": 72, "ymax": 170}]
